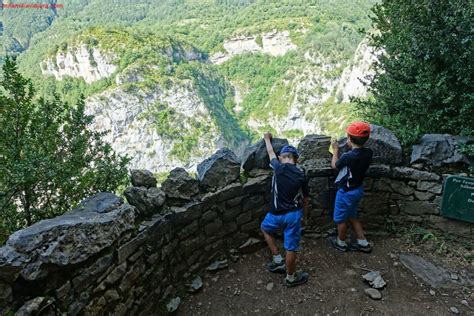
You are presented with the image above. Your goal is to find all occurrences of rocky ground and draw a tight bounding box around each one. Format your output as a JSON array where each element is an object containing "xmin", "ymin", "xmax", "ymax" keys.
[{"xmin": 177, "ymin": 233, "xmax": 474, "ymax": 316}]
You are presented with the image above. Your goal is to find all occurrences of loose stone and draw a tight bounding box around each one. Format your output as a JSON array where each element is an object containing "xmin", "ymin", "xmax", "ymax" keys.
[{"xmin": 364, "ymin": 288, "xmax": 382, "ymax": 300}]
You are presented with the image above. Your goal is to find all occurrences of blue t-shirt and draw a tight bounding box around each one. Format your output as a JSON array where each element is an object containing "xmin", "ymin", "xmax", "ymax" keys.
[
  {"xmin": 335, "ymin": 147, "xmax": 373, "ymax": 191},
  {"xmin": 269, "ymin": 158, "xmax": 309, "ymax": 214}
]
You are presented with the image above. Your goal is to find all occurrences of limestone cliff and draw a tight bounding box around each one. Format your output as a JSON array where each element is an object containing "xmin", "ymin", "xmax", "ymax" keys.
[
  {"xmin": 85, "ymin": 81, "xmax": 223, "ymax": 173},
  {"xmin": 210, "ymin": 31, "xmax": 297, "ymax": 64},
  {"xmin": 40, "ymin": 45, "xmax": 117, "ymax": 83}
]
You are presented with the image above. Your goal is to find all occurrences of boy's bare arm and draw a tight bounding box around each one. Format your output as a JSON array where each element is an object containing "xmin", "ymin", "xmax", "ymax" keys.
[
  {"xmin": 263, "ymin": 132, "xmax": 277, "ymax": 161},
  {"xmin": 331, "ymin": 139, "xmax": 339, "ymax": 169}
]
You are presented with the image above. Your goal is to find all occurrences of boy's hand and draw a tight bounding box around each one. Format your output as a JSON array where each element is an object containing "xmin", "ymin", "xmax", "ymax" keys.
[{"xmin": 263, "ymin": 132, "xmax": 273, "ymax": 141}]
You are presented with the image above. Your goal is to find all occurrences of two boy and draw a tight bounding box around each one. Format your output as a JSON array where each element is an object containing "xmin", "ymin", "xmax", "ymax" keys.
[{"xmin": 260, "ymin": 121, "xmax": 373, "ymax": 287}]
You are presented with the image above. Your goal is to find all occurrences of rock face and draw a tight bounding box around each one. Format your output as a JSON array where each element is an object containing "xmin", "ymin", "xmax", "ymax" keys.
[
  {"xmin": 339, "ymin": 124, "xmax": 403, "ymax": 165},
  {"xmin": 124, "ymin": 186, "xmax": 166, "ymax": 216},
  {"xmin": 411, "ymin": 134, "xmax": 473, "ymax": 166},
  {"xmin": 335, "ymin": 39, "xmax": 379, "ymax": 103},
  {"xmin": 41, "ymin": 45, "xmax": 117, "ymax": 83},
  {"xmin": 197, "ymin": 148, "xmax": 241, "ymax": 191},
  {"xmin": 131, "ymin": 169, "xmax": 157, "ymax": 188},
  {"xmin": 210, "ymin": 30, "xmax": 296, "ymax": 64},
  {"xmin": 85, "ymin": 82, "xmax": 225, "ymax": 173},
  {"xmin": 161, "ymin": 168, "xmax": 200, "ymax": 200},
  {"xmin": 0, "ymin": 193, "xmax": 135, "ymax": 281},
  {"xmin": 242, "ymin": 138, "xmax": 289, "ymax": 171}
]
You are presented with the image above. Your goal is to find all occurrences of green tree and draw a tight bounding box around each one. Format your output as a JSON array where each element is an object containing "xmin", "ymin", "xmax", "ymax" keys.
[
  {"xmin": 359, "ymin": 0, "xmax": 473, "ymax": 146},
  {"xmin": 0, "ymin": 57, "xmax": 129, "ymax": 236}
]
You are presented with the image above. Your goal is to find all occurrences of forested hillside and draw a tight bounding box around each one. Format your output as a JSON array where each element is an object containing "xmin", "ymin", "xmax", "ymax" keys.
[{"xmin": 5, "ymin": 0, "xmax": 378, "ymax": 172}]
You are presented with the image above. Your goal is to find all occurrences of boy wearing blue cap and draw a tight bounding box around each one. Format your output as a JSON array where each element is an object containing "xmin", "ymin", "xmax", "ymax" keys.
[{"xmin": 260, "ymin": 132, "xmax": 310, "ymax": 287}]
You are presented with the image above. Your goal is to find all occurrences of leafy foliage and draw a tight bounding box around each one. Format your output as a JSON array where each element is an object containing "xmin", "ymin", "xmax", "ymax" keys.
[
  {"xmin": 358, "ymin": 0, "xmax": 474, "ymax": 147},
  {"xmin": 0, "ymin": 58, "xmax": 129, "ymax": 235}
]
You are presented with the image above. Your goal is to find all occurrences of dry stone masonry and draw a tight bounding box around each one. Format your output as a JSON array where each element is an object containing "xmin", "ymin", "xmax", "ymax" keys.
[{"xmin": 0, "ymin": 128, "xmax": 472, "ymax": 315}]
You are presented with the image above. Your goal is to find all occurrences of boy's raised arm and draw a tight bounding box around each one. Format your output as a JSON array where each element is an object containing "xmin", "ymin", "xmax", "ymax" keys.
[
  {"xmin": 264, "ymin": 132, "xmax": 277, "ymax": 161},
  {"xmin": 331, "ymin": 139, "xmax": 339, "ymax": 169}
]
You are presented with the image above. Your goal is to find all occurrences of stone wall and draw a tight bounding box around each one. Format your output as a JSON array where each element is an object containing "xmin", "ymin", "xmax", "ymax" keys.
[
  {"xmin": 0, "ymin": 166, "xmax": 272, "ymax": 315},
  {"xmin": 0, "ymin": 127, "xmax": 472, "ymax": 315}
]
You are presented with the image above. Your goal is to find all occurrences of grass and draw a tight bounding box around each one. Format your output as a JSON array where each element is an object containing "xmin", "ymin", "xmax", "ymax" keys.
[{"xmin": 399, "ymin": 224, "xmax": 472, "ymax": 263}]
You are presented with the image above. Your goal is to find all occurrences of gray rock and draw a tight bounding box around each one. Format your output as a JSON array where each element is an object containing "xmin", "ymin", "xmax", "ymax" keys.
[
  {"xmin": 414, "ymin": 191, "xmax": 435, "ymax": 201},
  {"xmin": 362, "ymin": 271, "xmax": 386, "ymax": 289},
  {"xmin": 366, "ymin": 164, "xmax": 392, "ymax": 177},
  {"xmin": 187, "ymin": 276, "xmax": 203, "ymax": 293},
  {"xmin": 124, "ymin": 186, "xmax": 166, "ymax": 216},
  {"xmin": 197, "ymin": 148, "xmax": 241, "ymax": 191},
  {"xmin": 166, "ymin": 297, "xmax": 181, "ymax": 313},
  {"xmin": 297, "ymin": 134, "xmax": 331, "ymax": 162},
  {"xmin": 411, "ymin": 134, "xmax": 474, "ymax": 166},
  {"xmin": 206, "ymin": 259, "xmax": 228, "ymax": 272},
  {"xmin": 161, "ymin": 168, "xmax": 199, "ymax": 200},
  {"xmin": 397, "ymin": 200, "xmax": 437, "ymax": 216},
  {"xmin": 393, "ymin": 167, "xmax": 440, "ymax": 181},
  {"xmin": 339, "ymin": 124, "xmax": 403, "ymax": 165},
  {"xmin": 299, "ymin": 158, "xmax": 333, "ymax": 177},
  {"xmin": 0, "ymin": 246, "xmax": 25, "ymax": 283},
  {"xmin": 130, "ymin": 169, "xmax": 157, "ymax": 188},
  {"xmin": 0, "ymin": 281, "xmax": 12, "ymax": 305},
  {"xmin": 266, "ymin": 282, "xmax": 274, "ymax": 291},
  {"xmin": 364, "ymin": 288, "xmax": 382, "ymax": 300},
  {"xmin": 449, "ymin": 306, "xmax": 459, "ymax": 314},
  {"xmin": 239, "ymin": 238, "xmax": 264, "ymax": 254},
  {"xmin": 14, "ymin": 297, "xmax": 53, "ymax": 316},
  {"xmin": 400, "ymin": 254, "xmax": 467, "ymax": 289},
  {"xmin": 416, "ymin": 181, "xmax": 442, "ymax": 194},
  {"xmin": 242, "ymin": 138, "xmax": 289, "ymax": 171},
  {"xmin": 2, "ymin": 193, "xmax": 134, "ymax": 281}
]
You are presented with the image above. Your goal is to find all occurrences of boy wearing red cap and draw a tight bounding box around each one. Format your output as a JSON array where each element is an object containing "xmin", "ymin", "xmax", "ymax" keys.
[{"xmin": 330, "ymin": 122, "xmax": 373, "ymax": 253}]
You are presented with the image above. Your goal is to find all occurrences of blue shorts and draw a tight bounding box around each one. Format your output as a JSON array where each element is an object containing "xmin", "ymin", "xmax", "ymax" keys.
[
  {"xmin": 260, "ymin": 209, "xmax": 302, "ymax": 252},
  {"xmin": 334, "ymin": 187, "xmax": 364, "ymax": 224}
]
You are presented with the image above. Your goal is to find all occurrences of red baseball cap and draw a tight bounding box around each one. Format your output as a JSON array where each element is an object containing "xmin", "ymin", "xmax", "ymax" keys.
[{"xmin": 346, "ymin": 121, "xmax": 371, "ymax": 137}]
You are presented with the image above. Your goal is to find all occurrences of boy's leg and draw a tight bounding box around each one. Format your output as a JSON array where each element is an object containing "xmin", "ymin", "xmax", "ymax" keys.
[
  {"xmin": 347, "ymin": 188, "xmax": 372, "ymax": 253},
  {"xmin": 283, "ymin": 210, "xmax": 308, "ymax": 287},
  {"xmin": 261, "ymin": 212, "xmax": 285, "ymax": 273},
  {"xmin": 337, "ymin": 222, "xmax": 348, "ymax": 241},
  {"xmin": 262, "ymin": 229, "xmax": 279, "ymax": 255},
  {"xmin": 285, "ymin": 251, "xmax": 296, "ymax": 275},
  {"xmin": 330, "ymin": 189, "xmax": 349, "ymax": 251},
  {"xmin": 349, "ymin": 218, "xmax": 366, "ymax": 240}
]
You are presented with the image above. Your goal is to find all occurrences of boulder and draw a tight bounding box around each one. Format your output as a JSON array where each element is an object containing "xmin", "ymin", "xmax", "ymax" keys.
[
  {"xmin": 130, "ymin": 169, "xmax": 157, "ymax": 188},
  {"xmin": 0, "ymin": 193, "xmax": 135, "ymax": 281},
  {"xmin": 161, "ymin": 168, "xmax": 199, "ymax": 200},
  {"xmin": 197, "ymin": 148, "xmax": 241, "ymax": 191},
  {"xmin": 339, "ymin": 124, "xmax": 403, "ymax": 165},
  {"xmin": 242, "ymin": 138, "xmax": 288, "ymax": 171},
  {"xmin": 411, "ymin": 134, "xmax": 473, "ymax": 167},
  {"xmin": 297, "ymin": 134, "xmax": 331, "ymax": 162},
  {"xmin": 124, "ymin": 186, "xmax": 166, "ymax": 216}
]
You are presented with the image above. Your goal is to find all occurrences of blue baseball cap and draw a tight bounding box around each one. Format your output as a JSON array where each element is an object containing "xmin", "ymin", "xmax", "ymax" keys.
[{"xmin": 279, "ymin": 145, "xmax": 299, "ymax": 158}]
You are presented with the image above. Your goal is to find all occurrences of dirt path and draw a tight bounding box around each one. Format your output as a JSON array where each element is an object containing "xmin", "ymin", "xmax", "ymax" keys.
[{"xmin": 178, "ymin": 235, "xmax": 473, "ymax": 315}]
